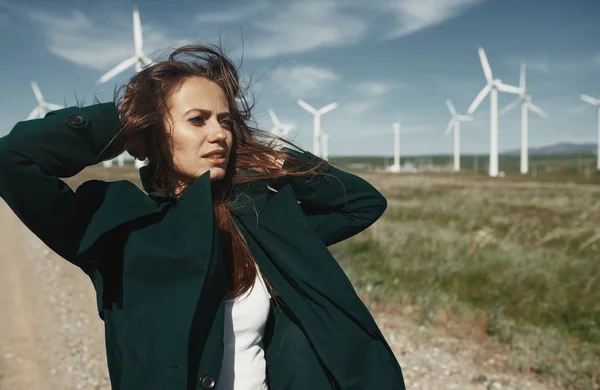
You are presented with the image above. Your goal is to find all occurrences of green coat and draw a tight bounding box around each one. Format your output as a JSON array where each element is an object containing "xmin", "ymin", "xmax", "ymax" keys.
[{"xmin": 0, "ymin": 103, "xmax": 406, "ymax": 390}]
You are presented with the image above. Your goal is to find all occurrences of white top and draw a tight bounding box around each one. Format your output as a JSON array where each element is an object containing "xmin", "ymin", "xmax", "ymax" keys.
[{"xmin": 215, "ymin": 265, "xmax": 272, "ymax": 390}]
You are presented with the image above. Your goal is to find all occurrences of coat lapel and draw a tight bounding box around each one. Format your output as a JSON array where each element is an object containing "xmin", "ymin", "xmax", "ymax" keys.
[{"xmin": 77, "ymin": 180, "xmax": 168, "ymax": 256}]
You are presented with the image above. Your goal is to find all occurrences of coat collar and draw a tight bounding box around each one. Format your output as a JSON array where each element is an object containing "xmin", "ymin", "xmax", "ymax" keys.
[
  {"xmin": 76, "ymin": 167, "xmax": 213, "ymax": 256},
  {"xmin": 76, "ymin": 166, "xmax": 272, "ymax": 257}
]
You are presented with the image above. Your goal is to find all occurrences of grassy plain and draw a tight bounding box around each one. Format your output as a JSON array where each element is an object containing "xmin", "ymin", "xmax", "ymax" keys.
[
  {"xmin": 329, "ymin": 166, "xmax": 600, "ymax": 389},
  {"xmin": 68, "ymin": 157, "xmax": 600, "ymax": 389}
]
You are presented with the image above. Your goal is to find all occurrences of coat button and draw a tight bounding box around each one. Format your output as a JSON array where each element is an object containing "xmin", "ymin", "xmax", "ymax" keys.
[
  {"xmin": 199, "ymin": 374, "xmax": 215, "ymax": 389},
  {"xmin": 67, "ymin": 114, "xmax": 85, "ymax": 126}
]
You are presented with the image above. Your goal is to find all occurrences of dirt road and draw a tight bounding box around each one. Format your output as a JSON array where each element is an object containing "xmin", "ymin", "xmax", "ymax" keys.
[
  {"xmin": 0, "ymin": 198, "xmax": 557, "ymax": 390},
  {"xmin": 0, "ymin": 199, "xmax": 110, "ymax": 389}
]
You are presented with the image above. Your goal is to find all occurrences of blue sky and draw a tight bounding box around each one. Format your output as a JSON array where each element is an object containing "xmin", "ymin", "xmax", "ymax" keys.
[{"xmin": 0, "ymin": 0, "xmax": 598, "ymax": 156}]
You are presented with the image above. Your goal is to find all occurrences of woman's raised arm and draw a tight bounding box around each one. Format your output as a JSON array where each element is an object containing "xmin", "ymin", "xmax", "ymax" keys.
[
  {"xmin": 0, "ymin": 103, "xmax": 124, "ymax": 268},
  {"xmin": 272, "ymin": 148, "xmax": 387, "ymax": 247}
]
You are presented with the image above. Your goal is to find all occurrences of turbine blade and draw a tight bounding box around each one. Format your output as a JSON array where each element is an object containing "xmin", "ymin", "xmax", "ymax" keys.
[
  {"xmin": 281, "ymin": 124, "xmax": 294, "ymax": 138},
  {"xmin": 26, "ymin": 106, "xmax": 41, "ymax": 120},
  {"xmin": 319, "ymin": 102, "xmax": 338, "ymax": 115},
  {"xmin": 142, "ymin": 55, "xmax": 154, "ymax": 67},
  {"xmin": 46, "ymin": 103, "xmax": 64, "ymax": 111},
  {"xmin": 497, "ymin": 82, "xmax": 522, "ymax": 95},
  {"xmin": 268, "ymin": 108, "xmax": 280, "ymax": 126},
  {"xmin": 467, "ymin": 84, "xmax": 491, "ymax": 114},
  {"xmin": 458, "ymin": 115, "xmax": 473, "ymax": 121},
  {"xmin": 96, "ymin": 56, "xmax": 138, "ymax": 84},
  {"xmin": 529, "ymin": 102, "xmax": 548, "ymax": 118},
  {"xmin": 520, "ymin": 63, "xmax": 526, "ymax": 91},
  {"xmin": 478, "ymin": 47, "xmax": 493, "ymax": 82},
  {"xmin": 499, "ymin": 99, "xmax": 520, "ymax": 116},
  {"xmin": 446, "ymin": 99, "xmax": 456, "ymax": 116},
  {"xmin": 133, "ymin": 7, "xmax": 143, "ymax": 57},
  {"xmin": 297, "ymin": 99, "xmax": 317, "ymax": 114},
  {"xmin": 444, "ymin": 119, "xmax": 453, "ymax": 135},
  {"xmin": 581, "ymin": 94, "xmax": 599, "ymax": 105},
  {"xmin": 31, "ymin": 81, "xmax": 44, "ymax": 103}
]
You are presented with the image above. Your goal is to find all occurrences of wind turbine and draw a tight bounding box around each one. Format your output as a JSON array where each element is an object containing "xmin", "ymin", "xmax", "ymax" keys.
[
  {"xmin": 320, "ymin": 133, "xmax": 330, "ymax": 161},
  {"xmin": 96, "ymin": 6, "xmax": 154, "ymax": 84},
  {"xmin": 297, "ymin": 100, "xmax": 338, "ymax": 157},
  {"xmin": 580, "ymin": 94, "xmax": 600, "ymax": 170},
  {"xmin": 268, "ymin": 108, "xmax": 295, "ymax": 138},
  {"xmin": 26, "ymin": 81, "xmax": 63, "ymax": 120},
  {"xmin": 467, "ymin": 47, "xmax": 523, "ymax": 177},
  {"xmin": 444, "ymin": 99, "xmax": 473, "ymax": 172},
  {"xmin": 499, "ymin": 64, "xmax": 547, "ymax": 174},
  {"xmin": 390, "ymin": 119, "xmax": 401, "ymax": 173}
]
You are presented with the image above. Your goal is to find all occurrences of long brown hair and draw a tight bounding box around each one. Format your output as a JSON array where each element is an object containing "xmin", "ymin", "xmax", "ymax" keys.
[{"xmin": 114, "ymin": 43, "xmax": 325, "ymax": 302}]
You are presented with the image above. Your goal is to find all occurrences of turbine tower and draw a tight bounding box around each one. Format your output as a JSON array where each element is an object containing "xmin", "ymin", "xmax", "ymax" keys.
[
  {"xmin": 321, "ymin": 133, "xmax": 330, "ymax": 161},
  {"xmin": 26, "ymin": 81, "xmax": 63, "ymax": 120},
  {"xmin": 580, "ymin": 94, "xmax": 600, "ymax": 170},
  {"xmin": 297, "ymin": 100, "xmax": 338, "ymax": 157},
  {"xmin": 96, "ymin": 6, "xmax": 154, "ymax": 84},
  {"xmin": 467, "ymin": 47, "xmax": 523, "ymax": 177},
  {"xmin": 390, "ymin": 119, "xmax": 401, "ymax": 173},
  {"xmin": 500, "ymin": 64, "xmax": 547, "ymax": 174},
  {"xmin": 444, "ymin": 99, "xmax": 473, "ymax": 172}
]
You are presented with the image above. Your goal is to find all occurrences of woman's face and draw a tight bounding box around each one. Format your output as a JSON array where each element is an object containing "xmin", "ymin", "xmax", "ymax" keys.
[{"xmin": 165, "ymin": 76, "xmax": 234, "ymax": 183}]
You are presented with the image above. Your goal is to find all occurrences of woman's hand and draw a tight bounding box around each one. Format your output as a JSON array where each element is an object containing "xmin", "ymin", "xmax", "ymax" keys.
[{"xmin": 266, "ymin": 153, "xmax": 285, "ymax": 168}]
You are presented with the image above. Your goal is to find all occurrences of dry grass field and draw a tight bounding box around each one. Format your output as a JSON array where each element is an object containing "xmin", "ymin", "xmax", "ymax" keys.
[
  {"xmin": 331, "ymin": 169, "xmax": 600, "ymax": 389},
  {"xmin": 61, "ymin": 164, "xmax": 600, "ymax": 389}
]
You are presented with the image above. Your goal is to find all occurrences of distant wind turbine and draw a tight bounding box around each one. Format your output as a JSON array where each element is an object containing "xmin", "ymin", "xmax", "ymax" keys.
[
  {"xmin": 500, "ymin": 64, "xmax": 547, "ymax": 175},
  {"xmin": 96, "ymin": 6, "xmax": 154, "ymax": 84},
  {"xmin": 390, "ymin": 119, "xmax": 401, "ymax": 173},
  {"xmin": 297, "ymin": 100, "xmax": 338, "ymax": 157},
  {"xmin": 467, "ymin": 47, "xmax": 523, "ymax": 177},
  {"xmin": 580, "ymin": 94, "xmax": 600, "ymax": 170},
  {"xmin": 268, "ymin": 108, "xmax": 295, "ymax": 138},
  {"xmin": 444, "ymin": 99, "xmax": 473, "ymax": 172},
  {"xmin": 26, "ymin": 81, "xmax": 63, "ymax": 120}
]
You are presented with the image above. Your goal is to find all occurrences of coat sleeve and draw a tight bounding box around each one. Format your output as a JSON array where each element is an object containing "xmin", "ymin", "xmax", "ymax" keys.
[
  {"xmin": 272, "ymin": 147, "xmax": 387, "ymax": 247},
  {"xmin": 0, "ymin": 103, "xmax": 125, "ymax": 268}
]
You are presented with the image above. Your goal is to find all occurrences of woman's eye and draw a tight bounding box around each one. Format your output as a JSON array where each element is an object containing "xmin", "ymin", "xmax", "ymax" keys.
[
  {"xmin": 189, "ymin": 116, "xmax": 205, "ymax": 125},
  {"xmin": 221, "ymin": 120, "xmax": 234, "ymax": 129}
]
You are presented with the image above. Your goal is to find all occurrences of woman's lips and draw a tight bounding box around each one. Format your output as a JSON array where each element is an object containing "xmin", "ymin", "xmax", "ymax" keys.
[
  {"xmin": 205, "ymin": 156, "xmax": 226, "ymax": 164},
  {"xmin": 203, "ymin": 152, "xmax": 227, "ymax": 165}
]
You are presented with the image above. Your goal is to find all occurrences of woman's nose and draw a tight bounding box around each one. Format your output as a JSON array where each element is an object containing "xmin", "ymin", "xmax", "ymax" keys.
[{"xmin": 207, "ymin": 122, "xmax": 227, "ymax": 141}]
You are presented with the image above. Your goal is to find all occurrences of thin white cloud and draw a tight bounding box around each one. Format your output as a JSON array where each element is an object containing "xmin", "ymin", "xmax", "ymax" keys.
[
  {"xmin": 353, "ymin": 81, "xmax": 393, "ymax": 97},
  {"xmin": 507, "ymin": 54, "xmax": 600, "ymax": 75},
  {"xmin": 26, "ymin": 6, "xmax": 189, "ymax": 70},
  {"xmin": 524, "ymin": 61, "xmax": 552, "ymax": 75},
  {"xmin": 269, "ymin": 65, "xmax": 340, "ymax": 97},
  {"xmin": 196, "ymin": 1, "xmax": 269, "ymax": 23},
  {"xmin": 243, "ymin": 1, "xmax": 368, "ymax": 59},
  {"xmin": 195, "ymin": 0, "xmax": 487, "ymax": 59},
  {"xmin": 381, "ymin": 0, "xmax": 486, "ymax": 39},
  {"xmin": 344, "ymin": 100, "xmax": 375, "ymax": 116}
]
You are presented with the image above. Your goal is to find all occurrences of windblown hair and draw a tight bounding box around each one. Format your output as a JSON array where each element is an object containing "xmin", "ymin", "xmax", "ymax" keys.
[{"xmin": 114, "ymin": 43, "xmax": 325, "ymax": 302}]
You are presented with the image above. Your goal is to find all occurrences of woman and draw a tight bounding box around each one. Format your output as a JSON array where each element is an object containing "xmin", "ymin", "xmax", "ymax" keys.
[{"xmin": 0, "ymin": 44, "xmax": 406, "ymax": 389}]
